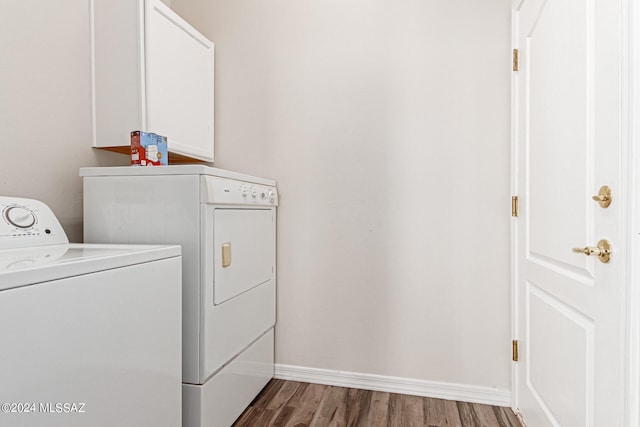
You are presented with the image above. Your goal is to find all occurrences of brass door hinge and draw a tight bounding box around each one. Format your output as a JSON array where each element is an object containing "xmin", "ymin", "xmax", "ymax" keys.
[
  {"xmin": 513, "ymin": 49, "xmax": 519, "ymax": 71},
  {"xmin": 512, "ymin": 340, "xmax": 519, "ymax": 362},
  {"xmin": 512, "ymin": 196, "xmax": 519, "ymax": 217}
]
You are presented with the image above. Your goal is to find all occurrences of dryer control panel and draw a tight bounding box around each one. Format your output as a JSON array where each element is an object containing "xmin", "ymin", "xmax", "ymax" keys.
[
  {"xmin": 201, "ymin": 176, "xmax": 279, "ymax": 206},
  {"xmin": 0, "ymin": 197, "xmax": 68, "ymax": 250}
]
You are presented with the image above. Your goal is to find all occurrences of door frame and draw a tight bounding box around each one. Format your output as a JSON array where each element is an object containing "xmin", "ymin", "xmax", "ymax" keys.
[
  {"xmin": 626, "ymin": 0, "xmax": 640, "ymax": 425},
  {"xmin": 509, "ymin": 0, "xmax": 640, "ymax": 424}
]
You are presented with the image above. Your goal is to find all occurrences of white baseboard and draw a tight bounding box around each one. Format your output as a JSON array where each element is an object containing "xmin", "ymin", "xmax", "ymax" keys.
[{"xmin": 274, "ymin": 364, "xmax": 511, "ymax": 407}]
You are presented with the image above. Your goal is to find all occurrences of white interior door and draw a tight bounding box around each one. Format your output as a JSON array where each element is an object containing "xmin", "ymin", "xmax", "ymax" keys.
[{"xmin": 513, "ymin": 0, "xmax": 626, "ymax": 425}]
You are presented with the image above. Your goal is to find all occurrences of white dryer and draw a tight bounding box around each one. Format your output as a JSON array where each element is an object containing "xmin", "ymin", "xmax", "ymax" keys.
[
  {"xmin": 81, "ymin": 165, "xmax": 278, "ymax": 427},
  {"xmin": 0, "ymin": 196, "xmax": 182, "ymax": 427}
]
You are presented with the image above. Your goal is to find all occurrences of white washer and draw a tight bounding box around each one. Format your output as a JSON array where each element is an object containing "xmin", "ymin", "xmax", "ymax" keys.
[
  {"xmin": 80, "ymin": 165, "xmax": 278, "ymax": 427},
  {"xmin": 0, "ymin": 196, "xmax": 182, "ymax": 427}
]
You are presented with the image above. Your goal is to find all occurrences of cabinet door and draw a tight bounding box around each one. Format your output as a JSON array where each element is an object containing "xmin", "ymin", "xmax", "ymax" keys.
[
  {"xmin": 91, "ymin": 0, "xmax": 145, "ymax": 149},
  {"xmin": 145, "ymin": 0, "xmax": 214, "ymax": 162}
]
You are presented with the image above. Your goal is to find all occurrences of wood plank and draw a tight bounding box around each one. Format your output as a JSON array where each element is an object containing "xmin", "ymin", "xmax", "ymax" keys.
[
  {"xmin": 233, "ymin": 380, "xmax": 301, "ymax": 427},
  {"xmin": 265, "ymin": 380, "xmax": 304, "ymax": 411},
  {"xmin": 457, "ymin": 401, "xmax": 502, "ymax": 427},
  {"xmin": 309, "ymin": 385, "xmax": 348, "ymax": 427},
  {"xmin": 232, "ymin": 406, "xmax": 257, "ymax": 427},
  {"xmin": 344, "ymin": 388, "xmax": 373, "ymax": 426},
  {"xmin": 285, "ymin": 382, "xmax": 328, "ymax": 408},
  {"xmin": 251, "ymin": 379, "xmax": 285, "ymax": 409},
  {"xmin": 281, "ymin": 382, "xmax": 328, "ymax": 427},
  {"xmin": 400, "ymin": 394, "xmax": 425, "ymax": 427},
  {"xmin": 387, "ymin": 393, "xmax": 403, "ymax": 427},
  {"xmin": 456, "ymin": 401, "xmax": 477, "ymax": 426},
  {"xmin": 389, "ymin": 392, "xmax": 437, "ymax": 427},
  {"xmin": 310, "ymin": 386, "xmax": 349, "ymax": 427},
  {"xmin": 424, "ymin": 397, "xmax": 462, "ymax": 427},
  {"xmin": 367, "ymin": 391, "xmax": 390, "ymax": 427},
  {"xmin": 271, "ymin": 405, "xmax": 296, "ymax": 427},
  {"xmin": 471, "ymin": 403, "xmax": 501, "ymax": 426},
  {"xmin": 234, "ymin": 408, "xmax": 278, "ymax": 427},
  {"xmin": 492, "ymin": 406, "xmax": 522, "ymax": 427}
]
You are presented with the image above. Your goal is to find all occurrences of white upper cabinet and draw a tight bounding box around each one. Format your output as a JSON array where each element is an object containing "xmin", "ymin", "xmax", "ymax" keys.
[{"xmin": 91, "ymin": 0, "xmax": 214, "ymax": 162}]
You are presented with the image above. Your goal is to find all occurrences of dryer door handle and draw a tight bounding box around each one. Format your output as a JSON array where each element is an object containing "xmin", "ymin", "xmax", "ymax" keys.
[{"xmin": 221, "ymin": 243, "xmax": 232, "ymax": 268}]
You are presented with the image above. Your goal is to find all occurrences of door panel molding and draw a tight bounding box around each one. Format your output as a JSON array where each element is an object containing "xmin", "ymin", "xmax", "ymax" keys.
[
  {"xmin": 524, "ymin": 0, "xmax": 596, "ymax": 279},
  {"xmin": 527, "ymin": 252, "xmax": 595, "ymax": 285},
  {"xmin": 526, "ymin": 282, "xmax": 594, "ymax": 427}
]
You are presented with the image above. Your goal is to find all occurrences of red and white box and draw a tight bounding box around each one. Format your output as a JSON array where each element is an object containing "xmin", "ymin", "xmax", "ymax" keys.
[{"xmin": 131, "ymin": 131, "xmax": 168, "ymax": 166}]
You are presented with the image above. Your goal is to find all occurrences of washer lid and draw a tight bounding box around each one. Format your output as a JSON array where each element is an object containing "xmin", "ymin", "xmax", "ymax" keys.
[{"xmin": 0, "ymin": 243, "xmax": 181, "ymax": 291}]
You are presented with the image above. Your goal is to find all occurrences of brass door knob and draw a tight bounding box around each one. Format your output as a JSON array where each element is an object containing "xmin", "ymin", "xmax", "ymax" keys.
[
  {"xmin": 592, "ymin": 185, "xmax": 612, "ymax": 208},
  {"xmin": 572, "ymin": 239, "xmax": 612, "ymax": 263}
]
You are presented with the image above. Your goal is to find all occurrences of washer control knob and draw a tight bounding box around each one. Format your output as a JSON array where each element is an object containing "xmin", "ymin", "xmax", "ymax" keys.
[
  {"xmin": 4, "ymin": 206, "xmax": 36, "ymax": 229},
  {"xmin": 251, "ymin": 188, "xmax": 258, "ymax": 198},
  {"xmin": 268, "ymin": 189, "xmax": 276, "ymax": 198},
  {"xmin": 240, "ymin": 185, "xmax": 248, "ymax": 197}
]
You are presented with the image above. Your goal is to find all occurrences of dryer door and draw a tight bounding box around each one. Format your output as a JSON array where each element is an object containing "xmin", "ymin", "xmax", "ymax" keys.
[
  {"xmin": 213, "ymin": 208, "xmax": 274, "ymax": 305},
  {"xmin": 201, "ymin": 205, "xmax": 276, "ymax": 381}
]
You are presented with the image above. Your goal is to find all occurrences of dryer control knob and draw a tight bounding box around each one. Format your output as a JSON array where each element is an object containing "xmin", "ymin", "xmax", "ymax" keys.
[
  {"xmin": 240, "ymin": 185, "xmax": 248, "ymax": 197},
  {"xmin": 268, "ymin": 189, "xmax": 276, "ymax": 197},
  {"xmin": 251, "ymin": 188, "xmax": 258, "ymax": 198},
  {"xmin": 4, "ymin": 206, "xmax": 36, "ymax": 229}
]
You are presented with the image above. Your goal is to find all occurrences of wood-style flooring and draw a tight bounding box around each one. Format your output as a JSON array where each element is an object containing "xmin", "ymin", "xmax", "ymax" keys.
[{"xmin": 233, "ymin": 379, "xmax": 522, "ymax": 427}]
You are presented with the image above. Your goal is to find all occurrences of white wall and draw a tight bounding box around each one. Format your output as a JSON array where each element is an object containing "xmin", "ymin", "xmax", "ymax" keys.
[
  {"xmin": 0, "ymin": 0, "xmax": 512, "ymax": 394},
  {"xmin": 172, "ymin": 0, "xmax": 512, "ymax": 390},
  {"xmin": 0, "ymin": 1, "xmax": 128, "ymax": 241}
]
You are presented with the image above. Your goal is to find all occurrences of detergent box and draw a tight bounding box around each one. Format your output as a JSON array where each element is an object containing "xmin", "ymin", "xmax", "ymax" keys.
[{"xmin": 130, "ymin": 131, "xmax": 168, "ymax": 166}]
